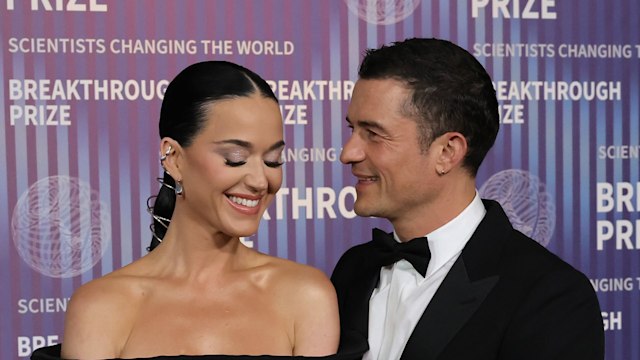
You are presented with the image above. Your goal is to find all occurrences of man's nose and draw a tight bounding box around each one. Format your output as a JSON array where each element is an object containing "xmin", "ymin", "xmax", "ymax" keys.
[{"xmin": 340, "ymin": 133, "xmax": 365, "ymax": 164}]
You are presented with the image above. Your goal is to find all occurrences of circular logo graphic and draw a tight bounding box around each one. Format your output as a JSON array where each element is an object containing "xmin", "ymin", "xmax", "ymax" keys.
[
  {"xmin": 11, "ymin": 176, "xmax": 112, "ymax": 278},
  {"xmin": 479, "ymin": 169, "xmax": 556, "ymax": 246},
  {"xmin": 344, "ymin": 0, "xmax": 422, "ymax": 25}
]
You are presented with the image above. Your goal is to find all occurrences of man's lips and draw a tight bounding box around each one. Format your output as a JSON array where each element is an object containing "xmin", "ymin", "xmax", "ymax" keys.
[{"xmin": 352, "ymin": 173, "xmax": 379, "ymax": 184}]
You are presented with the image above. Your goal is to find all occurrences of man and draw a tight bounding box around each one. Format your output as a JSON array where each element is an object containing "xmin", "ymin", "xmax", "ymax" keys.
[{"xmin": 331, "ymin": 38, "xmax": 604, "ymax": 360}]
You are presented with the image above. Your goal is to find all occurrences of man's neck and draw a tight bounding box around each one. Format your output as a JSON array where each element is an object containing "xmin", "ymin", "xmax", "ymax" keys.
[{"xmin": 392, "ymin": 181, "xmax": 477, "ymax": 241}]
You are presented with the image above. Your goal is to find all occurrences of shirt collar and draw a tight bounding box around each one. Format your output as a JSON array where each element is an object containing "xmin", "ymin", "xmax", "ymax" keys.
[{"xmin": 393, "ymin": 192, "xmax": 486, "ymax": 276}]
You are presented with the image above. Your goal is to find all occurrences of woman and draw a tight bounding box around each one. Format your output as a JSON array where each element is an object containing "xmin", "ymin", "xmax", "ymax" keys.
[{"xmin": 32, "ymin": 61, "xmax": 364, "ymax": 359}]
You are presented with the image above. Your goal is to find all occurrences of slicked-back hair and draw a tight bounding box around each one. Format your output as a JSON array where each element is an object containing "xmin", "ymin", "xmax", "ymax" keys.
[
  {"xmin": 358, "ymin": 38, "xmax": 499, "ymax": 176},
  {"xmin": 149, "ymin": 61, "xmax": 278, "ymax": 251}
]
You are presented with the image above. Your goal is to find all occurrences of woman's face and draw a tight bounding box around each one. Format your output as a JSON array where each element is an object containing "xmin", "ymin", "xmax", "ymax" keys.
[{"xmin": 177, "ymin": 94, "xmax": 284, "ymax": 238}]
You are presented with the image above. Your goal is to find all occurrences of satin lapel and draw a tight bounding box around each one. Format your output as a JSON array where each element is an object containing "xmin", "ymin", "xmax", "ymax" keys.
[
  {"xmin": 349, "ymin": 269, "xmax": 380, "ymax": 336},
  {"xmin": 340, "ymin": 254, "xmax": 382, "ymax": 337},
  {"xmin": 401, "ymin": 200, "xmax": 509, "ymax": 360},
  {"xmin": 401, "ymin": 259, "xmax": 498, "ymax": 360}
]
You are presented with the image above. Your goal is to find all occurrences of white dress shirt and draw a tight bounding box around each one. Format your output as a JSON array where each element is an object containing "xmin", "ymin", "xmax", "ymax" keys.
[{"xmin": 364, "ymin": 193, "xmax": 486, "ymax": 360}]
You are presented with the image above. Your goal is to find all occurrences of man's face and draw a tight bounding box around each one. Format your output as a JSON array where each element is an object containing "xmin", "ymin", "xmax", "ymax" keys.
[{"xmin": 340, "ymin": 78, "xmax": 442, "ymax": 226}]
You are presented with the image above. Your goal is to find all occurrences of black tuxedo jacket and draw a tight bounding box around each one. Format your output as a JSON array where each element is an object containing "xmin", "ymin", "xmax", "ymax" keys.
[{"xmin": 331, "ymin": 200, "xmax": 604, "ymax": 360}]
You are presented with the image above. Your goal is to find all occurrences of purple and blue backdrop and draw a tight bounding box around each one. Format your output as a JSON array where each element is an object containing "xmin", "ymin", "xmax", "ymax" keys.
[{"xmin": 1, "ymin": 1, "xmax": 638, "ymax": 359}]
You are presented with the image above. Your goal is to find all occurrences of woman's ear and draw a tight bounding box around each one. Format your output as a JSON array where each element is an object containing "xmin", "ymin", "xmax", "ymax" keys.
[
  {"xmin": 159, "ymin": 137, "xmax": 184, "ymax": 182},
  {"xmin": 435, "ymin": 132, "xmax": 468, "ymax": 175}
]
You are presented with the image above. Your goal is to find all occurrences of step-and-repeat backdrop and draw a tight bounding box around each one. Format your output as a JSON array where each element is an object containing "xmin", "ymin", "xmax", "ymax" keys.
[{"xmin": 1, "ymin": 1, "xmax": 638, "ymax": 359}]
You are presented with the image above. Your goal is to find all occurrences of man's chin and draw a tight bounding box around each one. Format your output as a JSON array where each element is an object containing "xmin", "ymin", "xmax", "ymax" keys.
[{"xmin": 353, "ymin": 201, "xmax": 379, "ymax": 218}]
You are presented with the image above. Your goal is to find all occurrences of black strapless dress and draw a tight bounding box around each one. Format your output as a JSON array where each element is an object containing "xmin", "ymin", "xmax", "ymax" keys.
[{"xmin": 31, "ymin": 331, "xmax": 367, "ymax": 360}]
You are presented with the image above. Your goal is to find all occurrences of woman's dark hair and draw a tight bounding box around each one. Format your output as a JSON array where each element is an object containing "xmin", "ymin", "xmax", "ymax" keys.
[{"xmin": 148, "ymin": 61, "xmax": 278, "ymax": 251}]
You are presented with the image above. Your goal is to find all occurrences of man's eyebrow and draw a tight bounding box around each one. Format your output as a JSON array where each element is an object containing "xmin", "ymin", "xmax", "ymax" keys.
[
  {"xmin": 215, "ymin": 139, "xmax": 285, "ymax": 151},
  {"xmin": 346, "ymin": 117, "xmax": 387, "ymax": 132}
]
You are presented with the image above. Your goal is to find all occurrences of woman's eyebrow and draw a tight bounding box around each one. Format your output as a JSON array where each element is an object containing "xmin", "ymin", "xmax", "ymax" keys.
[
  {"xmin": 268, "ymin": 140, "xmax": 286, "ymax": 151},
  {"xmin": 215, "ymin": 139, "xmax": 285, "ymax": 152},
  {"xmin": 215, "ymin": 139, "xmax": 252, "ymax": 149}
]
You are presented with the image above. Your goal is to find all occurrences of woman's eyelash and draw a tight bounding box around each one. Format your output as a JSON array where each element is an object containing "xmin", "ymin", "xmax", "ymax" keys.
[
  {"xmin": 225, "ymin": 159, "xmax": 282, "ymax": 168},
  {"xmin": 225, "ymin": 160, "xmax": 246, "ymax": 167},
  {"xmin": 265, "ymin": 161, "xmax": 284, "ymax": 168}
]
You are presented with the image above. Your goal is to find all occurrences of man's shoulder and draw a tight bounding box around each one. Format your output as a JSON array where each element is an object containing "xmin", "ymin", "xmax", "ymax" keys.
[
  {"xmin": 480, "ymin": 199, "xmax": 583, "ymax": 272},
  {"xmin": 334, "ymin": 240, "xmax": 377, "ymax": 265},
  {"xmin": 506, "ymin": 229, "xmax": 573, "ymax": 267},
  {"xmin": 330, "ymin": 240, "xmax": 377, "ymax": 282},
  {"xmin": 474, "ymin": 199, "xmax": 591, "ymax": 286},
  {"xmin": 492, "ymin": 227, "xmax": 592, "ymax": 291}
]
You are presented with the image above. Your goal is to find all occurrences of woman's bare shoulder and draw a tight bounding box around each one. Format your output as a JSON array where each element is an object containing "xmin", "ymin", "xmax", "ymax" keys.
[
  {"xmin": 254, "ymin": 254, "xmax": 339, "ymax": 355},
  {"xmin": 252, "ymin": 254, "xmax": 338, "ymax": 322},
  {"xmin": 68, "ymin": 260, "xmax": 154, "ymax": 310},
  {"xmin": 62, "ymin": 260, "xmax": 155, "ymax": 358},
  {"xmin": 258, "ymin": 254, "xmax": 334, "ymax": 295}
]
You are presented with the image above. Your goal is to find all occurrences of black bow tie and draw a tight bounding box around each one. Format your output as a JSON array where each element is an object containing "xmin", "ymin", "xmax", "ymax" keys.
[{"xmin": 372, "ymin": 228, "xmax": 431, "ymax": 276}]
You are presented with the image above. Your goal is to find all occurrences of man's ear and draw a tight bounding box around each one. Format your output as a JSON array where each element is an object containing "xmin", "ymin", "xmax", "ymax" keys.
[
  {"xmin": 159, "ymin": 137, "xmax": 184, "ymax": 182},
  {"xmin": 435, "ymin": 132, "xmax": 467, "ymax": 175}
]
